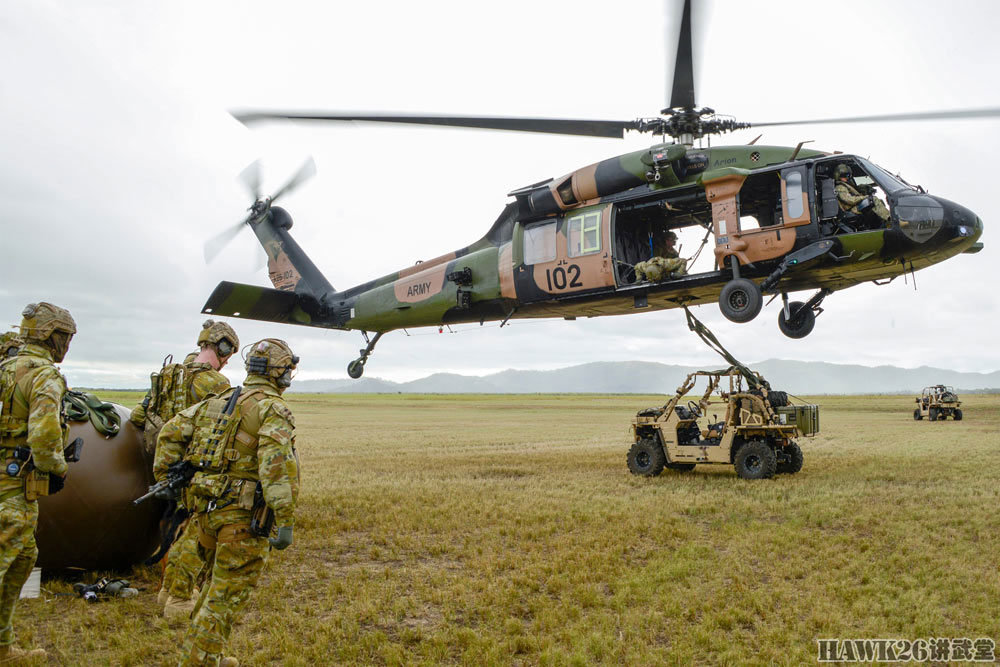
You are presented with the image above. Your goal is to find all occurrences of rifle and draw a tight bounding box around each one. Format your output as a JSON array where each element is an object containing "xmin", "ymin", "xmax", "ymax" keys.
[
  {"xmin": 133, "ymin": 386, "xmax": 242, "ymax": 506},
  {"xmin": 133, "ymin": 460, "xmax": 198, "ymax": 505}
]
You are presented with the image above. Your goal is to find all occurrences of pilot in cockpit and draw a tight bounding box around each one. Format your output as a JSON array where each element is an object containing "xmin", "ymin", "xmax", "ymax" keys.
[{"xmin": 834, "ymin": 164, "xmax": 890, "ymax": 228}]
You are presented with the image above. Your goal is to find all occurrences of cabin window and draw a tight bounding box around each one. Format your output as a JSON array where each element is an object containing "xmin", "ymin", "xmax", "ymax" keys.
[
  {"xmin": 523, "ymin": 221, "xmax": 556, "ymax": 265},
  {"xmin": 784, "ymin": 170, "xmax": 805, "ymax": 219},
  {"xmin": 567, "ymin": 211, "xmax": 601, "ymax": 257}
]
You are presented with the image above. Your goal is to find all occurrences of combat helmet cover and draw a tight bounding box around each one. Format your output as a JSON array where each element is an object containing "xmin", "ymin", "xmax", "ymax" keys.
[
  {"xmin": 244, "ymin": 338, "xmax": 298, "ymax": 387},
  {"xmin": 834, "ymin": 164, "xmax": 853, "ymax": 181},
  {"xmin": 19, "ymin": 302, "xmax": 76, "ymax": 342},
  {"xmin": 197, "ymin": 319, "xmax": 239, "ymax": 358}
]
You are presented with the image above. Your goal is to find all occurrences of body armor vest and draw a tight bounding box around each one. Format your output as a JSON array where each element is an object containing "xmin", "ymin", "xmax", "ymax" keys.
[
  {"xmin": 0, "ymin": 355, "xmax": 66, "ymax": 501},
  {"xmin": 184, "ymin": 387, "xmax": 267, "ymax": 506}
]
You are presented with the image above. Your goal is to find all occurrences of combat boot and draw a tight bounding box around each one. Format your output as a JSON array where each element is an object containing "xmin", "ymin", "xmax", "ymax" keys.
[
  {"xmin": 0, "ymin": 644, "xmax": 47, "ymax": 662},
  {"xmin": 163, "ymin": 594, "xmax": 196, "ymax": 622},
  {"xmin": 219, "ymin": 658, "xmax": 239, "ymax": 667}
]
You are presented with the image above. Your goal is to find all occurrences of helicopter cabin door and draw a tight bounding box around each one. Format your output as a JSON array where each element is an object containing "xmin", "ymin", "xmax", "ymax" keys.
[
  {"xmin": 511, "ymin": 204, "xmax": 615, "ymax": 304},
  {"xmin": 713, "ymin": 166, "xmax": 811, "ymax": 269}
]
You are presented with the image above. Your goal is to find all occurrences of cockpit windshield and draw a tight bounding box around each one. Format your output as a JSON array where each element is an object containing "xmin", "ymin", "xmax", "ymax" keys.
[{"xmin": 858, "ymin": 158, "xmax": 915, "ymax": 194}]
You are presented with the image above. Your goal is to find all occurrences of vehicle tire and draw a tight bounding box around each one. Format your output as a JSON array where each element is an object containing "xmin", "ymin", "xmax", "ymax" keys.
[
  {"xmin": 929, "ymin": 407, "xmax": 938, "ymax": 422},
  {"xmin": 347, "ymin": 359, "xmax": 365, "ymax": 379},
  {"xmin": 719, "ymin": 278, "xmax": 763, "ymax": 323},
  {"xmin": 777, "ymin": 301, "xmax": 816, "ymax": 339},
  {"xmin": 767, "ymin": 390, "xmax": 789, "ymax": 408},
  {"xmin": 954, "ymin": 409, "xmax": 963, "ymax": 421},
  {"xmin": 665, "ymin": 462, "xmax": 696, "ymax": 472},
  {"xmin": 913, "ymin": 408, "xmax": 922, "ymax": 421},
  {"xmin": 733, "ymin": 440, "xmax": 777, "ymax": 480},
  {"xmin": 627, "ymin": 438, "xmax": 666, "ymax": 477},
  {"xmin": 776, "ymin": 442, "xmax": 803, "ymax": 474}
]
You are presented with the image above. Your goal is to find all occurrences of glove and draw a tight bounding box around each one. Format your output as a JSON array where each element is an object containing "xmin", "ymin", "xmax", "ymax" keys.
[
  {"xmin": 48, "ymin": 473, "xmax": 67, "ymax": 495},
  {"xmin": 269, "ymin": 526, "xmax": 293, "ymax": 550}
]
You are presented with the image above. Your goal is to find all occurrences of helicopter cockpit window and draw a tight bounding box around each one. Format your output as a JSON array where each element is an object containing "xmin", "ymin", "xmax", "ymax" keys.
[
  {"xmin": 858, "ymin": 158, "xmax": 914, "ymax": 194},
  {"xmin": 567, "ymin": 211, "xmax": 601, "ymax": 257},
  {"xmin": 523, "ymin": 221, "xmax": 556, "ymax": 265}
]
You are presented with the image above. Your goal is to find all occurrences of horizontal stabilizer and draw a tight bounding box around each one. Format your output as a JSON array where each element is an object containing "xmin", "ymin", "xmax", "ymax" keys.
[{"xmin": 202, "ymin": 281, "xmax": 320, "ymax": 326}]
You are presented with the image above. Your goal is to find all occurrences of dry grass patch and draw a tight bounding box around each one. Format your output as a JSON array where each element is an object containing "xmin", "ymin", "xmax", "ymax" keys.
[{"xmin": 16, "ymin": 391, "xmax": 1000, "ymax": 664}]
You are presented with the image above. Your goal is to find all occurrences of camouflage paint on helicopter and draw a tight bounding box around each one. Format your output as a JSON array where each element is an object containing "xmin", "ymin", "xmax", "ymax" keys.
[{"xmin": 205, "ymin": 140, "xmax": 983, "ymax": 376}]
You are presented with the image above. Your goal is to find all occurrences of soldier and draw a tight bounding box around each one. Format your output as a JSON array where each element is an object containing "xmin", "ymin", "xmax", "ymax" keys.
[
  {"xmin": 634, "ymin": 228, "xmax": 687, "ymax": 282},
  {"xmin": 0, "ymin": 302, "xmax": 76, "ymax": 661},
  {"xmin": 0, "ymin": 334, "xmax": 21, "ymax": 360},
  {"xmin": 834, "ymin": 164, "xmax": 890, "ymax": 227},
  {"xmin": 155, "ymin": 338, "xmax": 299, "ymax": 667},
  {"xmin": 131, "ymin": 320, "xmax": 239, "ymax": 620}
]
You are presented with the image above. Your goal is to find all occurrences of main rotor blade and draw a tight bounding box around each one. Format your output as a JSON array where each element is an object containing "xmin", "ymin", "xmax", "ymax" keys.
[
  {"xmin": 270, "ymin": 156, "xmax": 316, "ymax": 203},
  {"xmin": 232, "ymin": 111, "xmax": 634, "ymax": 139},
  {"xmin": 238, "ymin": 160, "xmax": 262, "ymax": 200},
  {"xmin": 204, "ymin": 221, "xmax": 247, "ymax": 263},
  {"xmin": 750, "ymin": 107, "xmax": 1000, "ymax": 128},
  {"xmin": 667, "ymin": 0, "xmax": 696, "ymax": 109}
]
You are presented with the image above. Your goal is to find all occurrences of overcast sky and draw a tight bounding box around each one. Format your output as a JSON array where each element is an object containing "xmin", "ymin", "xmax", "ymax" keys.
[{"xmin": 1, "ymin": 0, "xmax": 998, "ymax": 388}]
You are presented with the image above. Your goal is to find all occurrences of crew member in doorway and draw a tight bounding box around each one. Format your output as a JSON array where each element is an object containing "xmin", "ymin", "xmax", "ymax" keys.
[{"xmin": 634, "ymin": 229, "xmax": 687, "ymax": 282}]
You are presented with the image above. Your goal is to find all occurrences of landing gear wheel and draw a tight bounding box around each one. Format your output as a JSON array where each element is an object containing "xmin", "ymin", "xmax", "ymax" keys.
[
  {"xmin": 954, "ymin": 408, "xmax": 963, "ymax": 421},
  {"xmin": 929, "ymin": 407, "xmax": 938, "ymax": 422},
  {"xmin": 734, "ymin": 440, "xmax": 776, "ymax": 480},
  {"xmin": 347, "ymin": 359, "xmax": 366, "ymax": 379},
  {"xmin": 627, "ymin": 438, "xmax": 666, "ymax": 477},
  {"xmin": 777, "ymin": 301, "xmax": 816, "ymax": 339},
  {"xmin": 776, "ymin": 442, "xmax": 803, "ymax": 474},
  {"xmin": 666, "ymin": 462, "xmax": 696, "ymax": 472},
  {"xmin": 913, "ymin": 408, "xmax": 922, "ymax": 421},
  {"xmin": 719, "ymin": 278, "xmax": 763, "ymax": 323}
]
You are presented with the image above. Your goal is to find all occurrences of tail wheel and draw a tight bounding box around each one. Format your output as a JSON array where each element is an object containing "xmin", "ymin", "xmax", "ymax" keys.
[
  {"xmin": 627, "ymin": 437, "xmax": 666, "ymax": 477},
  {"xmin": 719, "ymin": 278, "xmax": 763, "ymax": 323},
  {"xmin": 777, "ymin": 301, "xmax": 816, "ymax": 339},
  {"xmin": 776, "ymin": 442, "xmax": 803, "ymax": 474},
  {"xmin": 734, "ymin": 440, "xmax": 776, "ymax": 480}
]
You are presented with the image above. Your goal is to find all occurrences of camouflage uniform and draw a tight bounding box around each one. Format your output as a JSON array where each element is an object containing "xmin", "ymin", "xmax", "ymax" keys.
[
  {"xmin": 155, "ymin": 339, "xmax": 299, "ymax": 667},
  {"xmin": 835, "ymin": 179, "xmax": 890, "ymax": 224},
  {"xmin": 0, "ymin": 334, "xmax": 21, "ymax": 360},
  {"xmin": 132, "ymin": 322, "xmax": 239, "ymax": 611},
  {"xmin": 634, "ymin": 230, "xmax": 687, "ymax": 282},
  {"xmin": 0, "ymin": 303, "xmax": 75, "ymax": 653}
]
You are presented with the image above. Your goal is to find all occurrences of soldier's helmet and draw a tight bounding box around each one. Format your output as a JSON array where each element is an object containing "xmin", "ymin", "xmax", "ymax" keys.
[
  {"xmin": 196, "ymin": 320, "xmax": 239, "ymax": 359},
  {"xmin": 834, "ymin": 164, "xmax": 852, "ymax": 181},
  {"xmin": 0, "ymin": 332, "xmax": 23, "ymax": 359},
  {"xmin": 665, "ymin": 230, "xmax": 678, "ymax": 242},
  {"xmin": 245, "ymin": 338, "xmax": 299, "ymax": 388},
  {"xmin": 20, "ymin": 302, "xmax": 76, "ymax": 363}
]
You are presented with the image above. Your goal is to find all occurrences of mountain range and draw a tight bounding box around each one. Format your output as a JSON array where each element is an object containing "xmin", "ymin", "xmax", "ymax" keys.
[{"xmin": 289, "ymin": 360, "xmax": 1000, "ymax": 395}]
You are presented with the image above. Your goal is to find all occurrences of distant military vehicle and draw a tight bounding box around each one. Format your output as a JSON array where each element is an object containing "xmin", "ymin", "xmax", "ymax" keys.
[
  {"xmin": 913, "ymin": 385, "xmax": 963, "ymax": 421},
  {"xmin": 627, "ymin": 366, "xmax": 819, "ymax": 480}
]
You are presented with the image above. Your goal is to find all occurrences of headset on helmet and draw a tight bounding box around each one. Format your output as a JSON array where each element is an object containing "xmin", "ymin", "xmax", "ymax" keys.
[
  {"xmin": 197, "ymin": 320, "xmax": 239, "ymax": 359},
  {"xmin": 834, "ymin": 164, "xmax": 853, "ymax": 181},
  {"xmin": 244, "ymin": 338, "xmax": 299, "ymax": 388}
]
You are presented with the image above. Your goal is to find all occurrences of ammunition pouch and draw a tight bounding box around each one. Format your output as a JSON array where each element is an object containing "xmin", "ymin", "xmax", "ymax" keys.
[
  {"xmin": 24, "ymin": 469, "xmax": 50, "ymax": 501},
  {"xmin": 187, "ymin": 472, "xmax": 230, "ymax": 501}
]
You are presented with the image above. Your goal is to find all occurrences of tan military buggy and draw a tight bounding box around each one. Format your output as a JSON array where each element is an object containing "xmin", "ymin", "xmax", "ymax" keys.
[
  {"xmin": 626, "ymin": 367, "xmax": 819, "ymax": 480},
  {"xmin": 913, "ymin": 385, "xmax": 963, "ymax": 421}
]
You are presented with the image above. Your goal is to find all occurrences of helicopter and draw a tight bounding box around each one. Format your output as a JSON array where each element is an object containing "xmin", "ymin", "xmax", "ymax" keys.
[{"xmin": 202, "ymin": 0, "xmax": 989, "ymax": 379}]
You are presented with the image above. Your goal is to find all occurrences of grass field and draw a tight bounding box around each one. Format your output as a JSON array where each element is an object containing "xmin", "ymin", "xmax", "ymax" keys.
[{"xmin": 16, "ymin": 391, "xmax": 1000, "ymax": 665}]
